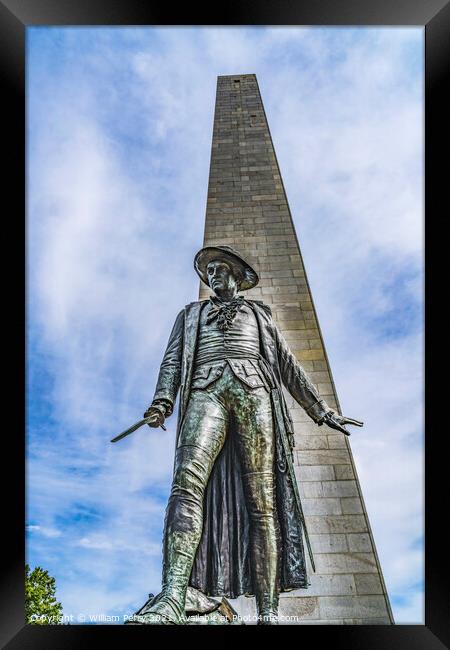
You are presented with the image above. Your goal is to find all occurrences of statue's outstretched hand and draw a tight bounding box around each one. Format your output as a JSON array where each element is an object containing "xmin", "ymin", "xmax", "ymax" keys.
[
  {"xmin": 322, "ymin": 412, "xmax": 363, "ymax": 436},
  {"xmin": 143, "ymin": 406, "xmax": 166, "ymax": 429}
]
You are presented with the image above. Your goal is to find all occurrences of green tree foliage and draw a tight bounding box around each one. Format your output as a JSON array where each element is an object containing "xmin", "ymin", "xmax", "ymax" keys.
[{"xmin": 25, "ymin": 564, "xmax": 63, "ymax": 624}]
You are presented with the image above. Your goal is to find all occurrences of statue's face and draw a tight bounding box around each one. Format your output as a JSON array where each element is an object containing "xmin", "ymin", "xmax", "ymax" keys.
[{"xmin": 206, "ymin": 259, "xmax": 239, "ymax": 294}]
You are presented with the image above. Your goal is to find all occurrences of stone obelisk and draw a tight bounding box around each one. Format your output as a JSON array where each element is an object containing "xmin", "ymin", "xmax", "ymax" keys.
[{"xmin": 199, "ymin": 74, "xmax": 394, "ymax": 624}]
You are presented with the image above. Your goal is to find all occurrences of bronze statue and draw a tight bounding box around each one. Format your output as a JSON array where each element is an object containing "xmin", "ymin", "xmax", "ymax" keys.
[{"xmin": 116, "ymin": 245, "xmax": 362, "ymax": 625}]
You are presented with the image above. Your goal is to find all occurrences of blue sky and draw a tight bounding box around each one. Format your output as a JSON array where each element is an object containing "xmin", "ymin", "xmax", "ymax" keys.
[{"xmin": 27, "ymin": 26, "xmax": 424, "ymax": 624}]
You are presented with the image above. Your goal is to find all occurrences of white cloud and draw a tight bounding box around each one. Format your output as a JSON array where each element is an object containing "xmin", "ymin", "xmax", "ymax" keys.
[{"xmin": 26, "ymin": 525, "xmax": 62, "ymax": 538}]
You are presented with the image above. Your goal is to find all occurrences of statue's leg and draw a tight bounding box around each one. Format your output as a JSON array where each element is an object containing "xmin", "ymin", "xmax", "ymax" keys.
[
  {"xmin": 141, "ymin": 387, "xmax": 228, "ymax": 624},
  {"xmin": 233, "ymin": 385, "xmax": 281, "ymax": 625}
]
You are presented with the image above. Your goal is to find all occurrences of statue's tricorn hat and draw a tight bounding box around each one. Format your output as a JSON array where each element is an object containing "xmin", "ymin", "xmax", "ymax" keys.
[{"xmin": 194, "ymin": 245, "xmax": 259, "ymax": 291}]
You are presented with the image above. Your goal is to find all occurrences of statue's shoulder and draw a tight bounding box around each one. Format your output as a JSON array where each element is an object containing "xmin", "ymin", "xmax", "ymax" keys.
[
  {"xmin": 184, "ymin": 299, "xmax": 209, "ymax": 306},
  {"xmin": 246, "ymin": 298, "xmax": 273, "ymax": 318},
  {"xmin": 182, "ymin": 300, "xmax": 208, "ymax": 313}
]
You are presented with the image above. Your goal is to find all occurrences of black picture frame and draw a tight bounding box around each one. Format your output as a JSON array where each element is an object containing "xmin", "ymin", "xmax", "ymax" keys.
[{"xmin": 2, "ymin": 1, "xmax": 448, "ymax": 647}]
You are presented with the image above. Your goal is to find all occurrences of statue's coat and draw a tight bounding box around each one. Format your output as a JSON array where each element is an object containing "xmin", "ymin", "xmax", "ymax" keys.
[{"xmin": 152, "ymin": 298, "xmax": 330, "ymax": 598}]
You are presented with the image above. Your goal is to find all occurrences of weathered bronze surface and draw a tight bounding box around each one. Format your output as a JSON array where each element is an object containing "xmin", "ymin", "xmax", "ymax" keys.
[
  {"xmin": 119, "ymin": 245, "xmax": 363, "ymax": 625},
  {"xmin": 126, "ymin": 586, "xmax": 243, "ymax": 625}
]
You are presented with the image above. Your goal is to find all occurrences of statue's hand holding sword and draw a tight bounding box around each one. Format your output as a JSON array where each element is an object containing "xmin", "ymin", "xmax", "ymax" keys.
[{"xmin": 110, "ymin": 406, "xmax": 167, "ymax": 443}]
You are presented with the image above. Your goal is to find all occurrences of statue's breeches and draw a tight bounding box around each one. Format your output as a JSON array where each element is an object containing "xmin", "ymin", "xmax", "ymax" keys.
[{"xmin": 162, "ymin": 363, "xmax": 281, "ymax": 613}]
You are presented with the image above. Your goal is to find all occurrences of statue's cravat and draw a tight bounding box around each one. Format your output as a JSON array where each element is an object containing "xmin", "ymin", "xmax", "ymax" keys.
[{"xmin": 206, "ymin": 295, "xmax": 245, "ymax": 331}]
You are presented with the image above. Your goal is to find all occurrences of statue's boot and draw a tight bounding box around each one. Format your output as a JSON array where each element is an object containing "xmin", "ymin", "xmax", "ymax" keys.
[
  {"xmin": 138, "ymin": 557, "xmax": 189, "ymax": 625},
  {"xmin": 138, "ymin": 594, "xmax": 185, "ymax": 625},
  {"xmin": 139, "ymin": 531, "xmax": 193, "ymax": 625},
  {"xmin": 256, "ymin": 593, "xmax": 280, "ymax": 625},
  {"xmin": 140, "ymin": 446, "xmax": 213, "ymax": 625},
  {"xmin": 244, "ymin": 471, "xmax": 281, "ymax": 626}
]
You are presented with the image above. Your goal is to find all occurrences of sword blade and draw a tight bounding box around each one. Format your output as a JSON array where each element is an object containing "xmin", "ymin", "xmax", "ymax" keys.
[
  {"xmin": 111, "ymin": 417, "xmax": 167, "ymax": 443},
  {"xmin": 110, "ymin": 418, "xmax": 150, "ymax": 443}
]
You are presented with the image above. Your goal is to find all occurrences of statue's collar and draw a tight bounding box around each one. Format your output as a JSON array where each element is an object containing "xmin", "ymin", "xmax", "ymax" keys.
[{"xmin": 209, "ymin": 293, "xmax": 244, "ymax": 307}]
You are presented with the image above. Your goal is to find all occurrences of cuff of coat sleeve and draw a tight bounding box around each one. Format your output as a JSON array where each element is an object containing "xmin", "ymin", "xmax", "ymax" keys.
[
  {"xmin": 150, "ymin": 399, "xmax": 173, "ymax": 417},
  {"xmin": 305, "ymin": 399, "xmax": 331, "ymax": 423}
]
